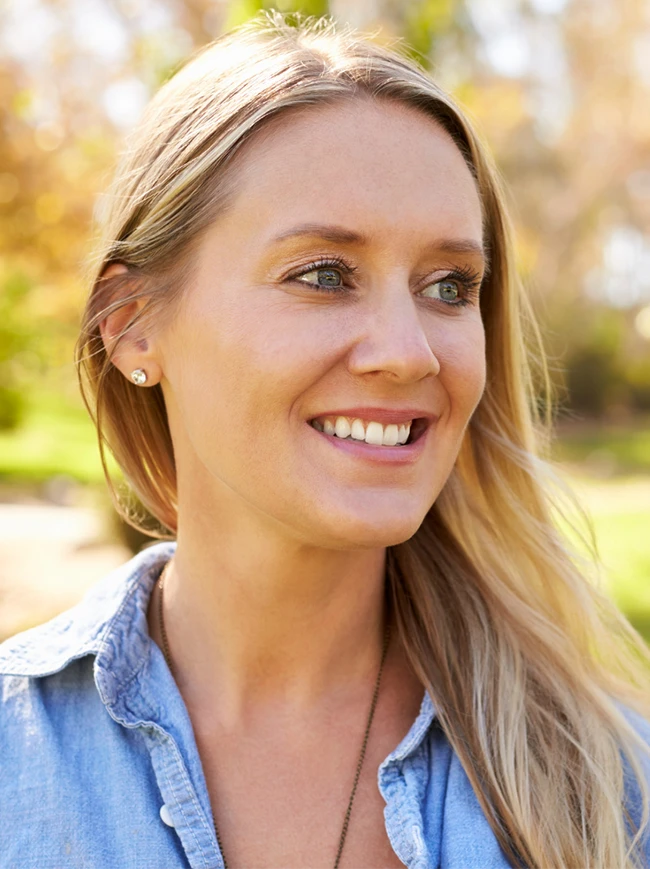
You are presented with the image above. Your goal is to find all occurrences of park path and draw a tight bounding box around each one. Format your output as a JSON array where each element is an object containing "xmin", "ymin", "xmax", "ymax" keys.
[{"xmin": 0, "ymin": 502, "xmax": 130, "ymax": 642}]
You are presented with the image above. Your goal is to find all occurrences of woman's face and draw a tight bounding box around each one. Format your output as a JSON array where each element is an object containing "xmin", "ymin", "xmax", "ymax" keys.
[{"xmin": 157, "ymin": 97, "xmax": 487, "ymax": 549}]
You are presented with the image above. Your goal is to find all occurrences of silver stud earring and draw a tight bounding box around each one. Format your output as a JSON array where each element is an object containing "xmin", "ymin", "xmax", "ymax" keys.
[{"xmin": 130, "ymin": 368, "xmax": 148, "ymax": 385}]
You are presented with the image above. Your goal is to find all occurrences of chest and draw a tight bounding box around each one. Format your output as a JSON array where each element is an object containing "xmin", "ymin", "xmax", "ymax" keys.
[{"xmin": 196, "ymin": 731, "xmax": 406, "ymax": 869}]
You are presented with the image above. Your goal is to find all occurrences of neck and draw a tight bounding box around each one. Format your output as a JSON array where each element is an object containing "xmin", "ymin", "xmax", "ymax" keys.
[{"xmin": 148, "ymin": 504, "xmax": 391, "ymax": 726}]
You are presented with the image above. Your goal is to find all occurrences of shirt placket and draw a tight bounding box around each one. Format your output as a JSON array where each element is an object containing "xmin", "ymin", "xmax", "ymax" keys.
[
  {"xmin": 377, "ymin": 691, "xmax": 437, "ymax": 869},
  {"xmin": 94, "ymin": 592, "xmax": 225, "ymax": 869},
  {"xmin": 142, "ymin": 724, "xmax": 224, "ymax": 869},
  {"xmin": 379, "ymin": 755, "xmax": 432, "ymax": 869}
]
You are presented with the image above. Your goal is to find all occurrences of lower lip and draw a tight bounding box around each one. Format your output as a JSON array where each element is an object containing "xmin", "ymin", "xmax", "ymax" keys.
[{"xmin": 306, "ymin": 423, "xmax": 431, "ymax": 465}]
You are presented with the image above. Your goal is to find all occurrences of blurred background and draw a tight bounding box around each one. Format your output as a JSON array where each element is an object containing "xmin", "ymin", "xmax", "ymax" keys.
[{"xmin": 0, "ymin": 0, "xmax": 648, "ymax": 642}]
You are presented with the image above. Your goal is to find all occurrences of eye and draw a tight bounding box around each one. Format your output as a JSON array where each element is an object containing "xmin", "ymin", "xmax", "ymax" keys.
[
  {"xmin": 288, "ymin": 256, "xmax": 357, "ymax": 293},
  {"xmin": 421, "ymin": 278, "xmax": 462, "ymax": 302},
  {"xmin": 299, "ymin": 266, "xmax": 344, "ymax": 289},
  {"xmin": 418, "ymin": 265, "xmax": 483, "ymax": 308}
]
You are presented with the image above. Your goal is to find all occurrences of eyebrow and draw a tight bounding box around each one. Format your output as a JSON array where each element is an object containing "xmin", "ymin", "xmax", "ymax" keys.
[{"xmin": 271, "ymin": 222, "xmax": 487, "ymax": 263}]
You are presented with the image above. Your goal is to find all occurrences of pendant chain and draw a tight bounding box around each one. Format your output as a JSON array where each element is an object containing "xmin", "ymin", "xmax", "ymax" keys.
[{"xmin": 156, "ymin": 562, "xmax": 391, "ymax": 869}]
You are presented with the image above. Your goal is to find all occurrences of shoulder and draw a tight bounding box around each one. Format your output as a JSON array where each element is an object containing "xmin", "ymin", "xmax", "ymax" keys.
[
  {"xmin": 616, "ymin": 701, "xmax": 650, "ymax": 857},
  {"xmin": 0, "ymin": 540, "xmax": 175, "ymax": 737},
  {"xmin": 0, "ymin": 542, "xmax": 183, "ymax": 868},
  {"xmin": 0, "ymin": 541, "xmax": 175, "ymax": 680},
  {"xmin": 617, "ymin": 701, "xmax": 650, "ymax": 768},
  {"xmin": 0, "ymin": 541, "xmax": 175, "ymax": 786},
  {"xmin": 624, "ymin": 704, "xmax": 650, "ymax": 741}
]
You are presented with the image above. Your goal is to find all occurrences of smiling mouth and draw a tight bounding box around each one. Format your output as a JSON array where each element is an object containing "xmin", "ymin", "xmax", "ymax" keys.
[{"xmin": 308, "ymin": 415, "xmax": 429, "ymax": 447}]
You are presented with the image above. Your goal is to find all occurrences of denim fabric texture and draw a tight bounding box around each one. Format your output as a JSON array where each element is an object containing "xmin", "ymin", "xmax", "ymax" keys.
[{"xmin": 0, "ymin": 541, "xmax": 648, "ymax": 869}]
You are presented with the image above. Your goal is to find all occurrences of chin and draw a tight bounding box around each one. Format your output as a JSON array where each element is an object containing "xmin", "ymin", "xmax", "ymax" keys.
[{"xmin": 310, "ymin": 504, "xmax": 429, "ymax": 550}]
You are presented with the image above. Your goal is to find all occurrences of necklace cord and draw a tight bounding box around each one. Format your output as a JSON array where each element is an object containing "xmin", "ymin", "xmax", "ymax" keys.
[{"xmin": 155, "ymin": 562, "xmax": 391, "ymax": 869}]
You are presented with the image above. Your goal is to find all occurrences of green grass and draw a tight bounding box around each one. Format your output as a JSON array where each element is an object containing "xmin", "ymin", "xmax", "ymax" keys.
[
  {"xmin": 0, "ymin": 390, "xmax": 113, "ymax": 485},
  {"xmin": 562, "ymin": 474, "xmax": 650, "ymax": 643},
  {"xmin": 553, "ymin": 417, "xmax": 650, "ymax": 475}
]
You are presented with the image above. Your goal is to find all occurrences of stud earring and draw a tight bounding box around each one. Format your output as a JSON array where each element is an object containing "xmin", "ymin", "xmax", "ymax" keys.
[{"xmin": 130, "ymin": 368, "xmax": 148, "ymax": 385}]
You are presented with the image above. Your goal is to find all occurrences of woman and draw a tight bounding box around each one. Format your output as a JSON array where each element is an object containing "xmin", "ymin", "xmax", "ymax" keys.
[{"xmin": 1, "ymin": 11, "xmax": 649, "ymax": 869}]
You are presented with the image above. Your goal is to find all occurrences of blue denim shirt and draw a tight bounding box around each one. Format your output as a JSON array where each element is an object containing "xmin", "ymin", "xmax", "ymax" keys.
[{"xmin": 1, "ymin": 541, "xmax": 648, "ymax": 869}]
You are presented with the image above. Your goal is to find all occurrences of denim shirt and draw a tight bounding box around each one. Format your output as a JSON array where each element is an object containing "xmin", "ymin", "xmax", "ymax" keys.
[{"xmin": 0, "ymin": 541, "xmax": 648, "ymax": 869}]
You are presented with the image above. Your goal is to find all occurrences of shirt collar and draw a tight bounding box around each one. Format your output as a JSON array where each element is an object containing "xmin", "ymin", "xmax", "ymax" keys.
[
  {"xmin": 0, "ymin": 539, "xmax": 437, "ymax": 747},
  {"xmin": 0, "ymin": 541, "xmax": 175, "ymax": 679}
]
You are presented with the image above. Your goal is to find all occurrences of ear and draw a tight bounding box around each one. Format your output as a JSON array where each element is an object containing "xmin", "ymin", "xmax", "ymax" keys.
[{"xmin": 98, "ymin": 263, "xmax": 163, "ymax": 387}]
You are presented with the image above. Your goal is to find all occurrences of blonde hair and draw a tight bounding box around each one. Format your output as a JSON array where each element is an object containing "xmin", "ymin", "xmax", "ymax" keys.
[{"xmin": 77, "ymin": 11, "xmax": 650, "ymax": 867}]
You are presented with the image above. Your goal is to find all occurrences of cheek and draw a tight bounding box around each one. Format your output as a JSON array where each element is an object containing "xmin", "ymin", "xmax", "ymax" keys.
[
  {"xmin": 166, "ymin": 293, "xmax": 345, "ymax": 444},
  {"xmin": 215, "ymin": 291, "xmax": 357, "ymax": 384},
  {"xmin": 434, "ymin": 318, "xmax": 486, "ymax": 414}
]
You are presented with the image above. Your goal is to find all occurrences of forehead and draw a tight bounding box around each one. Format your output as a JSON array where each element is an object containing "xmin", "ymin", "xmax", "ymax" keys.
[{"xmin": 224, "ymin": 97, "xmax": 484, "ymax": 249}]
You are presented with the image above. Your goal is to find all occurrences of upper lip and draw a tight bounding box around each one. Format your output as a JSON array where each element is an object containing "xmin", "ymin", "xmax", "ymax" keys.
[{"xmin": 308, "ymin": 407, "xmax": 437, "ymax": 425}]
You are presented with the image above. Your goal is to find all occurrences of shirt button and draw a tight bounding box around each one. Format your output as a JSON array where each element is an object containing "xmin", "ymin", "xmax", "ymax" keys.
[{"xmin": 160, "ymin": 804, "xmax": 174, "ymax": 827}]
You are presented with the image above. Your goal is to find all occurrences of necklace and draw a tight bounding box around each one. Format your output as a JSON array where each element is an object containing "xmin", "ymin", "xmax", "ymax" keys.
[{"xmin": 156, "ymin": 561, "xmax": 391, "ymax": 869}]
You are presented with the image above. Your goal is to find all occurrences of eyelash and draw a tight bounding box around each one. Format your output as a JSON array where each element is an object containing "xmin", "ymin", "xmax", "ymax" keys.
[{"xmin": 288, "ymin": 256, "xmax": 482, "ymax": 307}]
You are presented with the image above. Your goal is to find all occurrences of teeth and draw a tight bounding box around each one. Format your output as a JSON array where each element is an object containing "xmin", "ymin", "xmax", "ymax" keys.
[
  {"xmin": 383, "ymin": 424, "xmax": 399, "ymax": 446},
  {"xmin": 311, "ymin": 415, "xmax": 413, "ymax": 446},
  {"xmin": 350, "ymin": 419, "xmax": 366, "ymax": 441},
  {"xmin": 365, "ymin": 421, "xmax": 384, "ymax": 445},
  {"xmin": 334, "ymin": 417, "xmax": 351, "ymax": 439}
]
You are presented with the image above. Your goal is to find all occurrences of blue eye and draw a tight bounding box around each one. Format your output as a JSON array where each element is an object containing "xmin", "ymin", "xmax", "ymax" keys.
[
  {"xmin": 418, "ymin": 266, "xmax": 483, "ymax": 308},
  {"xmin": 299, "ymin": 267, "xmax": 344, "ymax": 289},
  {"xmin": 289, "ymin": 257, "xmax": 356, "ymax": 293},
  {"xmin": 421, "ymin": 279, "xmax": 460, "ymax": 302}
]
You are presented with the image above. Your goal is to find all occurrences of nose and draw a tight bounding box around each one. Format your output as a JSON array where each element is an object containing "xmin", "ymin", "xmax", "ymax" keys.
[{"xmin": 346, "ymin": 283, "xmax": 441, "ymax": 384}]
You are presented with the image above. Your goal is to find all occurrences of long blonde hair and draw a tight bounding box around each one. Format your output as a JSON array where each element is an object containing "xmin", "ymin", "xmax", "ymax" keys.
[{"xmin": 77, "ymin": 11, "xmax": 650, "ymax": 867}]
